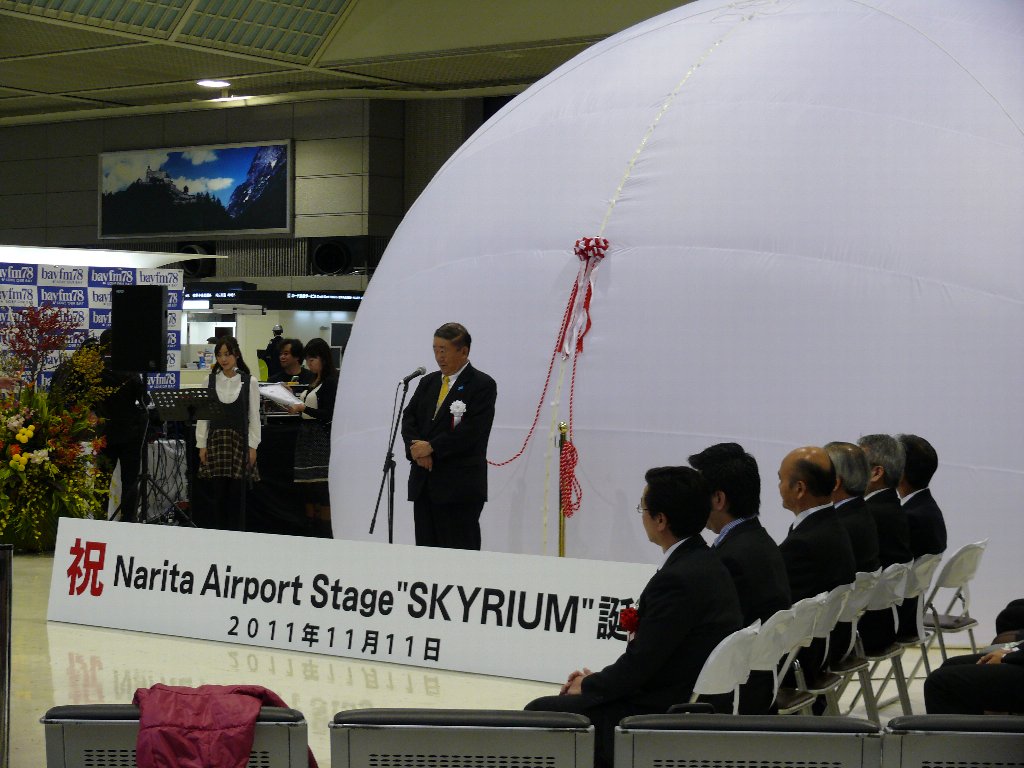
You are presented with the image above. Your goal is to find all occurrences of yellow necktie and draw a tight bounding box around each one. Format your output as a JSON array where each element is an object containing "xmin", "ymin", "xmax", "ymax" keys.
[{"xmin": 435, "ymin": 375, "xmax": 450, "ymax": 416}]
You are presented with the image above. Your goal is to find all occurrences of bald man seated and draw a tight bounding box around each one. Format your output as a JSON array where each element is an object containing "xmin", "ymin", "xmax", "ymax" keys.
[{"xmin": 777, "ymin": 446, "xmax": 857, "ymax": 688}]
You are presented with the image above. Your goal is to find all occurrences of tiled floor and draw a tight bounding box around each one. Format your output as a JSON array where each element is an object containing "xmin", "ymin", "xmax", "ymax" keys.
[{"xmin": 9, "ymin": 552, "xmax": 944, "ymax": 766}]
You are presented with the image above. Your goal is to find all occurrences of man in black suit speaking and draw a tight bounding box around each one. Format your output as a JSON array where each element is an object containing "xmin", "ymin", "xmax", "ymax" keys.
[
  {"xmin": 401, "ymin": 322, "xmax": 496, "ymax": 550},
  {"xmin": 526, "ymin": 466, "xmax": 743, "ymax": 766}
]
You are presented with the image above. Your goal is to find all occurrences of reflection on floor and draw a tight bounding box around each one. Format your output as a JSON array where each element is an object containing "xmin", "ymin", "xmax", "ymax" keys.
[{"xmin": 11, "ymin": 552, "xmax": 949, "ymax": 766}]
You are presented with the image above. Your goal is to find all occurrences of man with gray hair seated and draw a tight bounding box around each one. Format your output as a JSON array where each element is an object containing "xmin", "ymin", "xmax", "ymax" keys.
[
  {"xmin": 856, "ymin": 434, "xmax": 914, "ymax": 652},
  {"xmin": 825, "ymin": 441, "xmax": 881, "ymax": 574},
  {"xmin": 857, "ymin": 434, "xmax": 912, "ymax": 569}
]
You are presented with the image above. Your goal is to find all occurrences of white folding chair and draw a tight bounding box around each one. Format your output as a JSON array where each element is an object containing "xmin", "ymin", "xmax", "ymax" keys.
[
  {"xmin": 796, "ymin": 583, "xmax": 852, "ymax": 715},
  {"xmin": 916, "ymin": 541, "xmax": 988, "ymax": 672},
  {"xmin": 687, "ymin": 620, "xmax": 761, "ymax": 714},
  {"xmin": 749, "ymin": 594, "xmax": 825, "ymax": 715},
  {"xmin": 851, "ymin": 562, "xmax": 914, "ymax": 716},
  {"xmin": 832, "ymin": 570, "xmax": 884, "ymax": 723},
  {"xmin": 900, "ymin": 553, "xmax": 944, "ymax": 643},
  {"xmin": 748, "ymin": 608, "xmax": 806, "ymax": 713},
  {"xmin": 874, "ymin": 552, "xmax": 943, "ymax": 706}
]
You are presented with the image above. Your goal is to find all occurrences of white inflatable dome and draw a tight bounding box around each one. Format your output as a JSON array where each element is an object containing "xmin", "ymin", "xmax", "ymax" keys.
[{"xmin": 333, "ymin": 0, "xmax": 1023, "ymax": 629}]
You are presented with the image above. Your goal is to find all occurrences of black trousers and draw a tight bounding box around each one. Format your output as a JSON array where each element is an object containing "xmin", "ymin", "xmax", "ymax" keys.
[
  {"xmin": 924, "ymin": 652, "xmax": 1024, "ymax": 714},
  {"xmin": 100, "ymin": 439, "xmax": 143, "ymax": 523},
  {"xmin": 194, "ymin": 477, "xmax": 246, "ymax": 531},
  {"xmin": 413, "ymin": 496, "xmax": 483, "ymax": 550},
  {"xmin": 858, "ymin": 608, "xmax": 897, "ymax": 655},
  {"xmin": 738, "ymin": 670, "xmax": 777, "ymax": 714},
  {"xmin": 526, "ymin": 693, "xmax": 639, "ymax": 768}
]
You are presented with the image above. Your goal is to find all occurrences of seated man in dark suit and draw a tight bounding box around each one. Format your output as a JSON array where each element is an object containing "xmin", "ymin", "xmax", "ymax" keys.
[
  {"xmin": 858, "ymin": 434, "xmax": 914, "ymax": 647},
  {"xmin": 897, "ymin": 434, "xmax": 947, "ymax": 556},
  {"xmin": 925, "ymin": 647, "xmax": 1024, "ymax": 714},
  {"xmin": 824, "ymin": 441, "xmax": 882, "ymax": 660},
  {"xmin": 894, "ymin": 434, "xmax": 948, "ymax": 641},
  {"xmin": 825, "ymin": 441, "xmax": 881, "ymax": 573},
  {"xmin": 526, "ymin": 466, "xmax": 743, "ymax": 768},
  {"xmin": 857, "ymin": 434, "xmax": 913, "ymax": 568},
  {"xmin": 925, "ymin": 600, "xmax": 1024, "ymax": 715},
  {"xmin": 777, "ymin": 446, "xmax": 857, "ymax": 685},
  {"xmin": 690, "ymin": 442, "xmax": 791, "ymax": 713}
]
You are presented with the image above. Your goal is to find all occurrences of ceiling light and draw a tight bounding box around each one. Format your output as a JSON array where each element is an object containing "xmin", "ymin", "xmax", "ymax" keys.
[
  {"xmin": 209, "ymin": 95, "xmax": 253, "ymax": 102},
  {"xmin": 197, "ymin": 79, "xmax": 231, "ymax": 88}
]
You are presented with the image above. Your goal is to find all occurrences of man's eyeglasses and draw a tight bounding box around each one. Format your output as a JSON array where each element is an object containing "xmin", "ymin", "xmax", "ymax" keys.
[{"xmin": 636, "ymin": 503, "xmax": 648, "ymax": 515}]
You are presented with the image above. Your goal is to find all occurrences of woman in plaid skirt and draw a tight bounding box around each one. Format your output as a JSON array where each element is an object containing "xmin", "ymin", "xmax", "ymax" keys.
[
  {"xmin": 196, "ymin": 336, "xmax": 261, "ymax": 530},
  {"xmin": 287, "ymin": 337, "xmax": 337, "ymax": 538}
]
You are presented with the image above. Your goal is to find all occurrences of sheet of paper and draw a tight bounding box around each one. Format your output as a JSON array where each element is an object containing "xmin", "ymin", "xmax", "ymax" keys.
[{"xmin": 259, "ymin": 382, "xmax": 302, "ymax": 407}]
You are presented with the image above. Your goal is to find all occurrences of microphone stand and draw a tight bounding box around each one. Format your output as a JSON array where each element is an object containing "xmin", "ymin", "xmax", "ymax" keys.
[{"xmin": 370, "ymin": 377, "xmax": 414, "ymax": 543}]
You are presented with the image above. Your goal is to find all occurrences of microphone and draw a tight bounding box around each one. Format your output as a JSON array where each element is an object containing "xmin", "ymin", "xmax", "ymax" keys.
[{"xmin": 402, "ymin": 366, "xmax": 427, "ymax": 384}]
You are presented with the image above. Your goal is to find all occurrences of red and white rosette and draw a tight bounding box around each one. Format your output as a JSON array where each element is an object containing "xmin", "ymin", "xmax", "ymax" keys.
[
  {"xmin": 561, "ymin": 237, "xmax": 609, "ymax": 356},
  {"xmin": 450, "ymin": 399, "xmax": 466, "ymax": 429}
]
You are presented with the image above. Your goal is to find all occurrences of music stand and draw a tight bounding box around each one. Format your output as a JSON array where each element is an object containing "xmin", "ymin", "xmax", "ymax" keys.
[
  {"xmin": 150, "ymin": 389, "xmax": 225, "ymax": 527},
  {"xmin": 150, "ymin": 388, "xmax": 224, "ymax": 422}
]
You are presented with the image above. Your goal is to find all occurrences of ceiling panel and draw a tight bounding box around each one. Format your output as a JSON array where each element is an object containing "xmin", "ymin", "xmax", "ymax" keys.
[
  {"xmin": 177, "ymin": 0, "xmax": 351, "ymax": 62},
  {"xmin": 5, "ymin": 0, "xmax": 187, "ymax": 37},
  {"xmin": 0, "ymin": 1, "xmax": 679, "ymax": 125},
  {"xmin": 77, "ymin": 69, "xmax": 376, "ymax": 106},
  {"xmin": 337, "ymin": 42, "xmax": 594, "ymax": 89},
  {"xmin": 2, "ymin": 42, "xmax": 293, "ymax": 93},
  {"xmin": 0, "ymin": 13, "xmax": 138, "ymax": 57},
  {"xmin": 0, "ymin": 94, "xmax": 112, "ymax": 119}
]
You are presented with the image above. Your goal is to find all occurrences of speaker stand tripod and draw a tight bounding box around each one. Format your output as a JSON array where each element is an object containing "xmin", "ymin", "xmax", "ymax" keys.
[{"xmin": 125, "ymin": 377, "xmax": 196, "ymax": 526}]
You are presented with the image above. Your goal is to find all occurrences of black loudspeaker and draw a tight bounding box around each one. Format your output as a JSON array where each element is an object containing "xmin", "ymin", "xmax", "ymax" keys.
[
  {"xmin": 111, "ymin": 285, "xmax": 168, "ymax": 372},
  {"xmin": 177, "ymin": 241, "xmax": 217, "ymax": 279},
  {"xmin": 309, "ymin": 238, "xmax": 355, "ymax": 275},
  {"xmin": 308, "ymin": 236, "xmax": 387, "ymax": 275}
]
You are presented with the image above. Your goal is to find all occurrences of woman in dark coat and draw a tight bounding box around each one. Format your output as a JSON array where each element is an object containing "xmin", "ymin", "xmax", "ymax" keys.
[{"xmin": 288, "ymin": 337, "xmax": 337, "ymax": 537}]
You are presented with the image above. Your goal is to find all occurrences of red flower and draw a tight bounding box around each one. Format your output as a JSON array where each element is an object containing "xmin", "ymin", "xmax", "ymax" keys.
[
  {"xmin": 619, "ymin": 606, "xmax": 639, "ymax": 634},
  {"xmin": 8, "ymin": 444, "xmax": 21, "ymax": 456}
]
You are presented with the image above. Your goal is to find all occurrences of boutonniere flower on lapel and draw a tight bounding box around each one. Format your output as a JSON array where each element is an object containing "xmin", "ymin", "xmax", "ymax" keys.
[
  {"xmin": 619, "ymin": 605, "xmax": 639, "ymax": 641},
  {"xmin": 450, "ymin": 400, "xmax": 467, "ymax": 428}
]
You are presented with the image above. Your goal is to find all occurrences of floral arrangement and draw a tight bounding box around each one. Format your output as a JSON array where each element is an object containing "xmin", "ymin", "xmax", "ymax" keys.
[
  {"xmin": 0, "ymin": 304, "xmax": 113, "ymax": 551},
  {"xmin": 0, "ymin": 303, "xmax": 85, "ymax": 386}
]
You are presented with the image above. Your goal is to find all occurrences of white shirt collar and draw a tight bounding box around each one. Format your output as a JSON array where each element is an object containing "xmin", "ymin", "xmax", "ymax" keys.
[
  {"xmin": 791, "ymin": 502, "xmax": 832, "ymax": 530},
  {"xmin": 864, "ymin": 488, "xmax": 888, "ymax": 501},
  {"xmin": 444, "ymin": 360, "xmax": 470, "ymax": 386},
  {"xmin": 658, "ymin": 536, "xmax": 689, "ymax": 569},
  {"xmin": 900, "ymin": 488, "xmax": 926, "ymax": 505},
  {"xmin": 834, "ymin": 496, "xmax": 858, "ymax": 509}
]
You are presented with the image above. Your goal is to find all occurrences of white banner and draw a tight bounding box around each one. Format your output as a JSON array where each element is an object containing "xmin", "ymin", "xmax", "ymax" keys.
[{"xmin": 48, "ymin": 518, "xmax": 653, "ymax": 683}]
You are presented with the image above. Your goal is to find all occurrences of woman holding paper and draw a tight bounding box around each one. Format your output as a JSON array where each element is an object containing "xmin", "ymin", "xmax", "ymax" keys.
[
  {"xmin": 196, "ymin": 336, "xmax": 261, "ymax": 530},
  {"xmin": 288, "ymin": 337, "xmax": 337, "ymax": 538}
]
